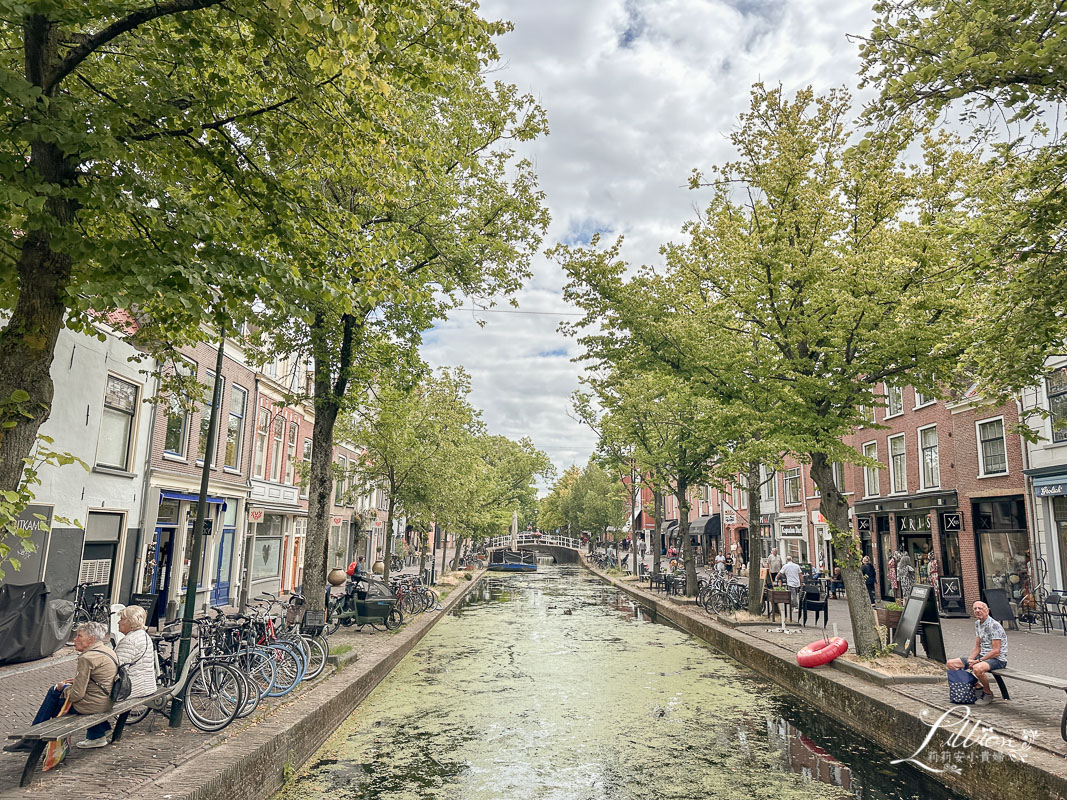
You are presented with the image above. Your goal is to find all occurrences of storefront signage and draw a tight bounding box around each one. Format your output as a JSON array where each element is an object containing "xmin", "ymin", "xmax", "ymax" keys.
[
  {"xmin": 1036, "ymin": 483, "xmax": 1067, "ymax": 497},
  {"xmin": 811, "ymin": 510, "xmax": 826, "ymax": 524},
  {"xmin": 940, "ymin": 512, "xmax": 962, "ymax": 533},
  {"xmin": 780, "ymin": 523, "xmax": 802, "ymax": 537},
  {"xmin": 248, "ymin": 509, "xmax": 264, "ymax": 523},
  {"xmin": 331, "ymin": 516, "xmax": 344, "ymax": 526},
  {"xmin": 896, "ymin": 514, "xmax": 931, "ymax": 533},
  {"xmin": 856, "ymin": 517, "xmax": 871, "ymax": 532},
  {"xmin": 723, "ymin": 512, "xmax": 736, "ymax": 524}
]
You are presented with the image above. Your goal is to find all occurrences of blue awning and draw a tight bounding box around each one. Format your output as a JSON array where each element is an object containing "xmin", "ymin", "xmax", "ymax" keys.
[
  {"xmin": 1032, "ymin": 474, "xmax": 1067, "ymax": 498},
  {"xmin": 159, "ymin": 490, "xmax": 227, "ymax": 509}
]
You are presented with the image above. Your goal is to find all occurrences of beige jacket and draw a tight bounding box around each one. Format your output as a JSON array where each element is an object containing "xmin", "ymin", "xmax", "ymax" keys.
[{"xmin": 65, "ymin": 642, "xmax": 117, "ymax": 714}]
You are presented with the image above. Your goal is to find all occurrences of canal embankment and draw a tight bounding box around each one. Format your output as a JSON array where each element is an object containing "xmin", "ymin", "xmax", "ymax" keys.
[
  {"xmin": 0, "ymin": 571, "xmax": 487, "ymax": 800},
  {"xmin": 582, "ymin": 558, "xmax": 1067, "ymax": 800}
]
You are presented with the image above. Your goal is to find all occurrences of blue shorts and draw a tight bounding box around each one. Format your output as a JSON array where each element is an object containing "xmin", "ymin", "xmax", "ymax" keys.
[{"xmin": 963, "ymin": 656, "xmax": 1006, "ymax": 672}]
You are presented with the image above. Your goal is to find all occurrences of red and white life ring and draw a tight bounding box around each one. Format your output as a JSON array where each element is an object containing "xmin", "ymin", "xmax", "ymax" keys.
[{"xmin": 796, "ymin": 637, "xmax": 848, "ymax": 668}]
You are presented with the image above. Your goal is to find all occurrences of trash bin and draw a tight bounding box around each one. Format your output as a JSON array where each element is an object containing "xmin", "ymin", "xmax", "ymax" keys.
[{"xmin": 423, "ymin": 566, "xmax": 436, "ymax": 585}]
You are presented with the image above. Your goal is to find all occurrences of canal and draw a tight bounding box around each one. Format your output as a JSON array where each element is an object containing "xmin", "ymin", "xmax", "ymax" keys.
[{"xmin": 279, "ymin": 566, "xmax": 960, "ymax": 800}]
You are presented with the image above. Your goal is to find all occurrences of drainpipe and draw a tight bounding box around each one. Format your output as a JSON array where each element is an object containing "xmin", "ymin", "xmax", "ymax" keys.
[
  {"xmin": 131, "ymin": 367, "xmax": 160, "ymax": 602},
  {"xmin": 1017, "ymin": 394, "xmax": 1044, "ymax": 591}
]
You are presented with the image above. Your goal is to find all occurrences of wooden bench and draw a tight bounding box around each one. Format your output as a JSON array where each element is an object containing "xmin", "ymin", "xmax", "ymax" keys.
[
  {"xmin": 8, "ymin": 685, "xmax": 173, "ymax": 787},
  {"xmin": 988, "ymin": 668, "xmax": 1067, "ymax": 741}
]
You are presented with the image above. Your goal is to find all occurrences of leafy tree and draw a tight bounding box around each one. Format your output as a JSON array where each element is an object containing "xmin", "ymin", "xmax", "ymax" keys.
[
  {"xmin": 0, "ymin": 0, "xmax": 403, "ymax": 497},
  {"xmin": 857, "ymin": 1, "xmax": 1067, "ymax": 389},
  {"xmin": 538, "ymin": 465, "xmax": 581, "ymax": 534},
  {"xmin": 570, "ymin": 461, "xmax": 627, "ymax": 549},
  {"xmin": 340, "ymin": 368, "xmax": 478, "ymax": 583},
  {"xmin": 663, "ymin": 86, "xmax": 978, "ymax": 653}
]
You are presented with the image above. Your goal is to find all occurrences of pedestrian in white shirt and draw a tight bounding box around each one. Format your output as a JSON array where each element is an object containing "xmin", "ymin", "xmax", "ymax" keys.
[{"xmin": 778, "ymin": 555, "xmax": 804, "ymax": 610}]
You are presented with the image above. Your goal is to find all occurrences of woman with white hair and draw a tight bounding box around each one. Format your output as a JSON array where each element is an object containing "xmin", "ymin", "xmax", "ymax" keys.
[
  {"xmin": 3, "ymin": 621, "xmax": 116, "ymax": 752},
  {"xmin": 115, "ymin": 605, "xmax": 156, "ymax": 699}
]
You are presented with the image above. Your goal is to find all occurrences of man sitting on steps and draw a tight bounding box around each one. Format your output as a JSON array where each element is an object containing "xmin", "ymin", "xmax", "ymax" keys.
[{"xmin": 946, "ymin": 601, "xmax": 1008, "ymax": 705}]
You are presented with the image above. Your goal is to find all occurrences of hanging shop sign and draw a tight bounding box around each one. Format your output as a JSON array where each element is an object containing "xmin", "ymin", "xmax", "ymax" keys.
[
  {"xmin": 896, "ymin": 513, "xmax": 931, "ymax": 533},
  {"xmin": 940, "ymin": 512, "xmax": 962, "ymax": 533}
]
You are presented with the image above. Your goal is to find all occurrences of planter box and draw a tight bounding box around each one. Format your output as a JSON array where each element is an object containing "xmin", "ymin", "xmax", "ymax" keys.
[
  {"xmin": 876, "ymin": 608, "xmax": 903, "ymax": 629},
  {"xmin": 769, "ymin": 589, "xmax": 793, "ymax": 606}
]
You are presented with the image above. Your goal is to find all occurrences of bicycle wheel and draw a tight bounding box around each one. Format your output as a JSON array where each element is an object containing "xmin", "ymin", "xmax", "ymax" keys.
[
  {"xmin": 241, "ymin": 649, "xmax": 277, "ymax": 699},
  {"xmin": 301, "ymin": 635, "xmax": 328, "ymax": 681},
  {"xmin": 234, "ymin": 667, "xmax": 260, "ymax": 718},
  {"xmin": 263, "ymin": 643, "xmax": 304, "ymax": 697},
  {"xmin": 325, "ymin": 596, "xmax": 343, "ymax": 635},
  {"xmin": 384, "ymin": 608, "xmax": 402, "ymax": 630},
  {"xmin": 184, "ymin": 662, "xmax": 242, "ymax": 732},
  {"xmin": 126, "ymin": 704, "xmax": 152, "ymax": 725}
]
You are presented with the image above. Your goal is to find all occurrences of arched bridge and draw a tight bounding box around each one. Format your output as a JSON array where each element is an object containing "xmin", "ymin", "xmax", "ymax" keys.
[{"xmin": 484, "ymin": 533, "xmax": 583, "ymax": 564}]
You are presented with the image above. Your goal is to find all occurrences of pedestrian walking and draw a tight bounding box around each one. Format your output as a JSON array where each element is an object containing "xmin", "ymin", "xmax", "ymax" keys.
[
  {"xmin": 778, "ymin": 555, "xmax": 803, "ymax": 610},
  {"xmin": 766, "ymin": 548, "xmax": 782, "ymax": 583},
  {"xmin": 861, "ymin": 556, "xmax": 876, "ymax": 603}
]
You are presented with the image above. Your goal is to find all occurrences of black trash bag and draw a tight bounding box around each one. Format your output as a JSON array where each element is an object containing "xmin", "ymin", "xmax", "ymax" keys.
[{"xmin": 0, "ymin": 582, "xmax": 74, "ymax": 665}]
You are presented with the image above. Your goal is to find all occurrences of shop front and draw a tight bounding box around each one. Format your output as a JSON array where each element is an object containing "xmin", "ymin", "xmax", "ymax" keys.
[
  {"xmin": 1028, "ymin": 469, "xmax": 1067, "ymax": 591},
  {"xmin": 896, "ymin": 512, "xmax": 934, "ymax": 585},
  {"xmin": 777, "ymin": 517, "xmax": 808, "ymax": 565},
  {"xmin": 937, "ymin": 509, "xmax": 966, "ymax": 615},
  {"xmin": 757, "ymin": 513, "xmax": 775, "ymax": 563},
  {"xmin": 972, "ymin": 496, "xmax": 1032, "ymax": 615}
]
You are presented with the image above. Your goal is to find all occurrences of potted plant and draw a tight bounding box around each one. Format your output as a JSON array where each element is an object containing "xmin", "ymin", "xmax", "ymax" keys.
[
  {"xmin": 769, "ymin": 587, "xmax": 793, "ymax": 606},
  {"xmin": 877, "ymin": 602, "xmax": 904, "ymax": 629}
]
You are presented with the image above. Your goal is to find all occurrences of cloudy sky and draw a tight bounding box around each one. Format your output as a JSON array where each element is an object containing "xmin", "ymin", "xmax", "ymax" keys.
[{"xmin": 420, "ymin": 0, "xmax": 877, "ymax": 486}]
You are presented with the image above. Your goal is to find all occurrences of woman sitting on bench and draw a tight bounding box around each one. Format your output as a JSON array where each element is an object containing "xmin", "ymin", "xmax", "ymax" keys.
[
  {"xmin": 3, "ymin": 621, "xmax": 116, "ymax": 753},
  {"xmin": 946, "ymin": 601, "xmax": 1007, "ymax": 706}
]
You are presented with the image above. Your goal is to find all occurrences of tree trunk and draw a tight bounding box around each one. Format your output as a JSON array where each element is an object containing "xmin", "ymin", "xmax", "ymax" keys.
[
  {"xmin": 418, "ymin": 529, "xmax": 428, "ymax": 577},
  {"xmin": 746, "ymin": 461, "xmax": 764, "ymax": 615},
  {"xmin": 0, "ymin": 17, "xmax": 78, "ymax": 498},
  {"xmin": 450, "ymin": 536, "xmax": 465, "ymax": 570},
  {"xmin": 652, "ymin": 490, "xmax": 662, "ymax": 578},
  {"xmin": 810, "ymin": 451, "xmax": 880, "ymax": 655},
  {"xmin": 440, "ymin": 528, "xmax": 448, "ymax": 577},
  {"xmin": 382, "ymin": 479, "xmax": 395, "ymax": 584},
  {"xmin": 677, "ymin": 479, "xmax": 697, "ymax": 596},
  {"xmin": 304, "ymin": 312, "xmax": 359, "ymax": 612}
]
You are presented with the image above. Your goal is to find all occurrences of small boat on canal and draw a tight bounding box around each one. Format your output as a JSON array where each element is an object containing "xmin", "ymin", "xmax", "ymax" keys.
[{"xmin": 487, "ymin": 549, "xmax": 537, "ymax": 572}]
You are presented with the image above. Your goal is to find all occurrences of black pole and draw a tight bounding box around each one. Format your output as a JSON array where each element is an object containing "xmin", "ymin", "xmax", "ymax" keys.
[{"xmin": 169, "ymin": 328, "xmax": 226, "ymax": 726}]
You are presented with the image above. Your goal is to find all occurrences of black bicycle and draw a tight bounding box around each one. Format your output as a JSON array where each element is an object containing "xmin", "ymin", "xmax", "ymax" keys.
[{"xmin": 72, "ymin": 582, "xmax": 110, "ymax": 625}]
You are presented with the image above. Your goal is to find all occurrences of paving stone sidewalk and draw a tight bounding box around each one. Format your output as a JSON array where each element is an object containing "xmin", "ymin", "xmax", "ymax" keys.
[
  {"xmin": 0, "ymin": 574, "xmax": 474, "ymax": 798},
  {"xmin": 632, "ymin": 575, "xmax": 1067, "ymax": 763}
]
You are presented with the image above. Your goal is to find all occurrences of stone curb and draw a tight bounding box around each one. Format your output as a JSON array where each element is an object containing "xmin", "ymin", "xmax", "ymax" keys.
[
  {"xmin": 149, "ymin": 571, "xmax": 486, "ymax": 800},
  {"xmin": 829, "ymin": 655, "xmax": 944, "ymax": 686},
  {"xmin": 583, "ymin": 556, "xmax": 1067, "ymax": 800}
]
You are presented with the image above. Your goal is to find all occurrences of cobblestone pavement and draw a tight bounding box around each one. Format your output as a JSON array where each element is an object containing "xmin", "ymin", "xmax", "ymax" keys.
[
  {"xmin": 635, "ymin": 576, "xmax": 1067, "ymax": 762},
  {"xmin": 0, "ymin": 573, "xmax": 472, "ymax": 798}
]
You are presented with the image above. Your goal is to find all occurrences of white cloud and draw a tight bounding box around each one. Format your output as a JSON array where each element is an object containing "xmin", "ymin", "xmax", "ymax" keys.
[{"xmin": 420, "ymin": 0, "xmax": 876, "ymax": 487}]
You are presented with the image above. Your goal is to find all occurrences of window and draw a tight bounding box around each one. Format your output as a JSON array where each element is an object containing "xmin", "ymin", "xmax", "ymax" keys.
[
  {"xmin": 914, "ymin": 389, "xmax": 935, "ymax": 408},
  {"xmin": 784, "ymin": 468, "xmax": 801, "ymax": 505},
  {"xmin": 762, "ymin": 468, "xmax": 775, "ymax": 502},
  {"xmin": 97, "ymin": 375, "xmax": 138, "ymax": 469},
  {"xmin": 224, "ymin": 385, "xmax": 247, "ymax": 470},
  {"xmin": 252, "ymin": 514, "xmax": 284, "ymax": 580},
  {"xmin": 163, "ymin": 360, "xmax": 194, "ymax": 457},
  {"xmin": 919, "ymin": 425, "xmax": 939, "ymax": 489},
  {"xmin": 253, "ymin": 408, "xmax": 269, "ymax": 478},
  {"xmin": 269, "ymin": 415, "xmax": 285, "ymax": 482},
  {"xmin": 889, "ymin": 434, "xmax": 907, "ymax": 493},
  {"xmin": 739, "ymin": 475, "xmax": 748, "ymax": 509},
  {"xmin": 197, "ymin": 371, "xmax": 223, "ymax": 463},
  {"xmin": 977, "ymin": 417, "xmax": 1008, "ymax": 476},
  {"xmin": 335, "ymin": 456, "xmax": 346, "ymax": 505},
  {"xmin": 300, "ymin": 438, "xmax": 312, "ymax": 498},
  {"xmin": 832, "ymin": 462, "xmax": 845, "ymax": 493},
  {"xmin": 285, "ymin": 421, "xmax": 298, "ymax": 484},
  {"xmin": 862, "ymin": 442, "xmax": 880, "ymax": 497},
  {"xmin": 885, "ymin": 384, "xmax": 903, "ymax": 418},
  {"xmin": 859, "ymin": 405, "xmax": 875, "ymax": 426},
  {"xmin": 1047, "ymin": 368, "xmax": 1067, "ymax": 443}
]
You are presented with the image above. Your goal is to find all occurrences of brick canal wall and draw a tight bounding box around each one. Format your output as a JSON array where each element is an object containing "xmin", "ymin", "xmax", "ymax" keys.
[
  {"xmin": 587, "ymin": 562, "xmax": 1067, "ymax": 800},
  {"xmin": 153, "ymin": 573, "xmax": 487, "ymax": 800}
]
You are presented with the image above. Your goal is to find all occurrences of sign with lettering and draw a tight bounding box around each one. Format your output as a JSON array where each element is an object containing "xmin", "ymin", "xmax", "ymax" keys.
[
  {"xmin": 248, "ymin": 509, "xmax": 264, "ymax": 523},
  {"xmin": 939, "ymin": 512, "xmax": 962, "ymax": 533},
  {"xmin": 811, "ymin": 510, "xmax": 826, "ymax": 524},
  {"xmin": 14, "ymin": 503, "xmax": 52, "ymax": 535},
  {"xmin": 896, "ymin": 514, "xmax": 931, "ymax": 533},
  {"xmin": 1036, "ymin": 483, "xmax": 1067, "ymax": 497},
  {"xmin": 723, "ymin": 512, "xmax": 736, "ymax": 525},
  {"xmin": 856, "ymin": 517, "xmax": 871, "ymax": 532}
]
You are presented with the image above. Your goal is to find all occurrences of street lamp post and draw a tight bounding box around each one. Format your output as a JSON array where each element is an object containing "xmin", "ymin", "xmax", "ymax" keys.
[{"xmin": 169, "ymin": 326, "xmax": 226, "ymax": 727}]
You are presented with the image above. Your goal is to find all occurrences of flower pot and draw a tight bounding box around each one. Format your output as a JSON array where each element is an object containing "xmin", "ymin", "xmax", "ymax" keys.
[
  {"xmin": 372, "ymin": 559, "xmax": 385, "ymax": 575},
  {"xmin": 877, "ymin": 608, "xmax": 902, "ymax": 629},
  {"xmin": 327, "ymin": 568, "xmax": 348, "ymax": 587},
  {"xmin": 769, "ymin": 589, "xmax": 792, "ymax": 606}
]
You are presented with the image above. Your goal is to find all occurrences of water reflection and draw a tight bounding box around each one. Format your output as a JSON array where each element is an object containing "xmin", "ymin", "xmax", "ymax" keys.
[{"xmin": 277, "ymin": 566, "xmax": 960, "ymax": 800}]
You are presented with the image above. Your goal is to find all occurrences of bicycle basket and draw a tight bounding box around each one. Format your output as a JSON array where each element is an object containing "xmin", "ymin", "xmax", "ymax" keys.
[
  {"xmin": 285, "ymin": 605, "xmax": 305, "ymax": 626},
  {"xmin": 302, "ymin": 609, "xmax": 326, "ymax": 637}
]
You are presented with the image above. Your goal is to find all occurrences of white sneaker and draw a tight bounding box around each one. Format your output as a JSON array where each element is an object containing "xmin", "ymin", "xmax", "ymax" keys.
[
  {"xmin": 975, "ymin": 693, "xmax": 993, "ymax": 706},
  {"xmin": 75, "ymin": 738, "xmax": 109, "ymax": 749}
]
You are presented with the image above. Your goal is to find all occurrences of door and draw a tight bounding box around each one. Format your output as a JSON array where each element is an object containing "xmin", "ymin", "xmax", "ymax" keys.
[
  {"xmin": 80, "ymin": 511, "xmax": 124, "ymax": 604},
  {"xmin": 211, "ymin": 526, "xmax": 235, "ymax": 605}
]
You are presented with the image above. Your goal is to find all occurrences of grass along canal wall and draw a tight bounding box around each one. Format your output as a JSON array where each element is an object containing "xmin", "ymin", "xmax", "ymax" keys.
[{"xmin": 583, "ymin": 559, "xmax": 1067, "ymax": 800}]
